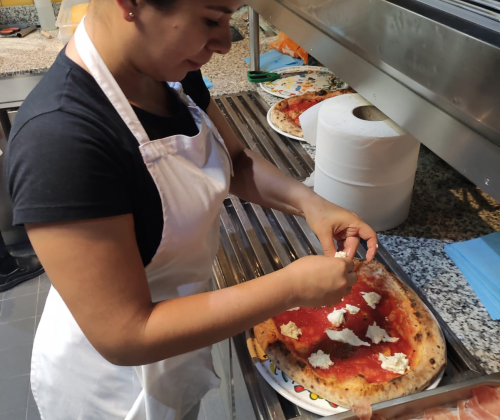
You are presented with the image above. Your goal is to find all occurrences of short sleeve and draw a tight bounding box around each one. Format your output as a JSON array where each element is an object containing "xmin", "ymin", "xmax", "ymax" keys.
[
  {"xmin": 6, "ymin": 111, "xmax": 132, "ymax": 226},
  {"xmin": 181, "ymin": 70, "xmax": 211, "ymax": 111}
]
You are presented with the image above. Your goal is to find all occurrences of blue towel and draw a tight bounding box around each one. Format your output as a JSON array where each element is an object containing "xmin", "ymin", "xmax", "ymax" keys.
[
  {"xmin": 445, "ymin": 232, "xmax": 500, "ymax": 320},
  {"xmin": 243, "ymin": 50, "xmax": 304, "ymax": 72},
  {"xmin": 202, "ymin": 77, "xmax": 213, "ymax": 89}
]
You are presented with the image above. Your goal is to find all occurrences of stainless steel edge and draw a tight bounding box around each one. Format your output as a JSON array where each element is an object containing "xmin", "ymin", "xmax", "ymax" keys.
[
  {"xmin": 412, "ymin": 0, "xmax": 500, "ymax": 32},
  {"xmin": 232, "ymin": 333, "xmax": 288, "ymax": 420},
  {"xmin": 246, "ymin": 0, "xmax": 500, "ymax": 201},
  {"xmin": 326, "ymin": 372, "xmax": 500, "ymax": 419},
  {"xmin": 249, "ymin": 7, "xmax": 261, "ymax": 72},
  {"xmin": 0, "ymin": 74, "xmax": 45, "ymax": 107},
  {"xmin": 230, "ymin": 195, "xmax": 276, "ymax": 275}
]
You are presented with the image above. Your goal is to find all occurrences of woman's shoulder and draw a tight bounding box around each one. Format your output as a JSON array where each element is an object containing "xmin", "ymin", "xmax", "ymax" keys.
[{"xmin": 10, "ymin": 50, "xmax": 122, "ymax": 145}]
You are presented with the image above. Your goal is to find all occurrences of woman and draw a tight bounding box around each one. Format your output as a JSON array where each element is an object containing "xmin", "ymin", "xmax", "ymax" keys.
[{"xmin": 6, "ymin": 0, "xmax": 378, "ymax": 419}]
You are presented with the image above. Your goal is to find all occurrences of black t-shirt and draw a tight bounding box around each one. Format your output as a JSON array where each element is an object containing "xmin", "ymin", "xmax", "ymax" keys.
[{"xmin": 5, "ymin": 48, "xmax": 211, "ymax": 266}]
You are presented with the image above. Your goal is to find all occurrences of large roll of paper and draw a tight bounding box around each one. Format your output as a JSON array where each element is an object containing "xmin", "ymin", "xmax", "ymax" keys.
[{"xmin": 313, "ymin": 94, "xmax": 420, "ymax": 231}]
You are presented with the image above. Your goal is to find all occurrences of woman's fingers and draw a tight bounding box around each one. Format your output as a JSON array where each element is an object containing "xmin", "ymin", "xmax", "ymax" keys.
[
  {"xmin": 365, "ymin": 236, "xmax": 379, "ymax": 262},
  {"xmin": 346, "ymin": 271, "xmax": 358, "ymax": 287},
  {"xmin": 342, "ymin": 236, "xmax": 360, "ymax": 260},
  {"xmin": 317, "ymin": 228, "xmax": 337, "ymax": 257}
]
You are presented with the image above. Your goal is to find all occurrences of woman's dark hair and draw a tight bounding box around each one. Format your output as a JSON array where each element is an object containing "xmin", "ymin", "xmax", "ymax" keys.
[{"xmin": 144, "ymin": 0, "xmax": 178, "ymax": 10}]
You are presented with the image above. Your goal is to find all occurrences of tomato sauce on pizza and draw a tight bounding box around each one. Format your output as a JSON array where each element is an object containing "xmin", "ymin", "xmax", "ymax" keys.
[
  {"xmin": 273, "ymin": 270, "xmax": 414, "ymax": 383},
  {"xmin": 254, "ymin": 260, "xmax": 447, "ymax": 408}
]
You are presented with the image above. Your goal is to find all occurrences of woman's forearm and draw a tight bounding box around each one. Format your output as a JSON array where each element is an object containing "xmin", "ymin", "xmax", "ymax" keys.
[
  {"xmin": 104, "ymin": 268, "xmax": 295, "ymax": 366},
  {"xmin": 229, "ymin": 148, "xmax": 320, "ymax": 217}
]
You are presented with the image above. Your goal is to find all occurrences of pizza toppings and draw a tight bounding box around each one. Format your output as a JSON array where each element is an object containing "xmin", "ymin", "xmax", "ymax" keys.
[
  {"xmin": 361, "ymin": 291, "xmax": 381, "ymax": 309},
  {"xmin": 366, "ymin": 322, "xmax": 399, "ymax": 344},
  {"xmin": 255, "ymin": 260, "xmax": 447, "ymax": 408},
  {"xmin": 378, "ymin": 352, "xmax": 409, "ymax": 374},
  {"xmin": 327, "ymin": 308, "xmax": 347, "ymax": 327},
  {"xmin": 326, "ymin": 328, "xmax": 370, "ymax": 346},
  {"xmin": 280, "ymin": 321, "xmax": 302, "ymax": 340},
  {"xmin": 335, "ymin": 251, "xmax": 348, "ymax": 258},
  {"xmin": 345, "ymin": 304, "xmax": 360, "ymax": 314},
  {"xmin": 308, "ymin": 350, "xmax": 334, "ymax": 369}
]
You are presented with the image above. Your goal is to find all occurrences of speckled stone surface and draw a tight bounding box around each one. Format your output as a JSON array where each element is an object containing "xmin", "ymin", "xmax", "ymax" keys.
[
  {"xmin": 0, "ymin": 28, "xmax": 62, "ymax": 77},
  {"xmin": 0, "ymin": 3, "xmax": 60, "ymax": 26},
  {"xmin": 378, "ymin": 235, "xmax": 500, "ymax": 375}
]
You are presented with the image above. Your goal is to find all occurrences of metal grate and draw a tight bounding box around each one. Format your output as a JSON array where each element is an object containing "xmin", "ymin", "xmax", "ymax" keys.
[{"xmin": 211, "ymin": 92, "xmax": 485, "ymax": 420}]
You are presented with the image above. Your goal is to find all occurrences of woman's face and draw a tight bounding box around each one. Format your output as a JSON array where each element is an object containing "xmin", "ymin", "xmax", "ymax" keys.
[{"xmin": 128, "ymin": 0, "xmax": 243, "ymax": 81}]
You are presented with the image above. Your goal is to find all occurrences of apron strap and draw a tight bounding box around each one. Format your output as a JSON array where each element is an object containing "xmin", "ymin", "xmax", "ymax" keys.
[{"xmin": 74, "ymin": 18, "xmax": 151, "ymax": 146}]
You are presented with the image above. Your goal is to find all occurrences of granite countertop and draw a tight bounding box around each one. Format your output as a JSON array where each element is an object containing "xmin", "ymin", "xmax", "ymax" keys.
[
  {"xmin": 0, "ymin": 28, "xmax": 62, "ymax": 78},
  {"xmin": 2, "ymin": 5, "xmax": 499, "ymax": 376}
]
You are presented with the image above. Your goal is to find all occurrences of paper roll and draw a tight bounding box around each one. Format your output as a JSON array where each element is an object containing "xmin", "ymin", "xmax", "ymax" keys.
[{"xmin": 313, "ymin": 94, "xmax": 420, "ymax": 232}]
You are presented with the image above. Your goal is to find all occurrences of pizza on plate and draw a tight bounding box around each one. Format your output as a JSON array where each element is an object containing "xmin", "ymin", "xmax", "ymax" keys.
[
  {"xmin": 269, "ymin": 88, "xmax": 356, "ymax": 138},
  {"xmin": 253, "ymin": 259, "xmax": 446, "ymax": 409}
]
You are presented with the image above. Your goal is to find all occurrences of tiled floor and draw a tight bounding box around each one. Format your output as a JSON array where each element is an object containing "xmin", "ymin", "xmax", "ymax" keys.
[
  {"xmin": 0, "ymin": 273, "xmax": 256, "ymax": 420},
  {"xmin": 0, "ymin": 273, "xmax": 49, "ymax": 420}
]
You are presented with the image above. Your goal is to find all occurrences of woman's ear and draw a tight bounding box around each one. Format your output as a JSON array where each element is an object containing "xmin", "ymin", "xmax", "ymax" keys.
[{"xmin": 115, "ymin": 0, "xmax": 139, "ymax": 22}]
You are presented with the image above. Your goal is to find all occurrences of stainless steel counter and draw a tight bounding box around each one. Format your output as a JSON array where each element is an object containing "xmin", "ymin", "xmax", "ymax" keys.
[
  {"xmin": 212, "ymin": 92, "xmax": 488, "ymax": 420},
  {"xmin": 246, "ymin": 0, "xmax": 500, "ymax": 202}
]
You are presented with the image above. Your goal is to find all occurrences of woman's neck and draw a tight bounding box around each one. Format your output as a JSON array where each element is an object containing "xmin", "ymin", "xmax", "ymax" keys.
[{"xmin": 65, "ymin": 12, "xmax": 174, "ymax": 116}]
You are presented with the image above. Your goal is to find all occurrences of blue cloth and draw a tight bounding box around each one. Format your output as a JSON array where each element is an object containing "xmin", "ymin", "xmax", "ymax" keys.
[
  {"xmin": 445, "ymin": 232, "xmax": 500, "ymax": 320},
  {"xmin": 202, "ymin": 77, "xmax": 213, "ymax": 89},
  {"xmin": 243, "ymin": 50, "xmax": 304, "ymax": 72}
]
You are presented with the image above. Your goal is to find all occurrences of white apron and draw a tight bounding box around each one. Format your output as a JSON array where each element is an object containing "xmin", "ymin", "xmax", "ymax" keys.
[{"xmin": 31, "ymin": 19, "xmax": 232, "ymax": 420}]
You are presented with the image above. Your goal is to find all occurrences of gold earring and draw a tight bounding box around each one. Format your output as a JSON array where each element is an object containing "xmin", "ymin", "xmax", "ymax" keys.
[{"xmin": 129, "ymin": 12, "xmax": 135, "ymax": 17}]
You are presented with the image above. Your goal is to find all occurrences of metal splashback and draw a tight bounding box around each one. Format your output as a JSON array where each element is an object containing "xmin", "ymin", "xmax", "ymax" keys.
[
  {"xmin": 246, "ymin": 0, "xmax": 500, "ymax": 202},
  {"xmin": 211, "ymin": 92, "xmax": 485, "ymax": 420}
]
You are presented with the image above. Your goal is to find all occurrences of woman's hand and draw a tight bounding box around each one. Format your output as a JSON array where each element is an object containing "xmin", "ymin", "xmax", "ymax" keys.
[
  {"xmin": 302, "ymin": 194, "xmax": 378, "ymax": 261},
  {"xmin": 284, "ymin": 255, "xmax": 357, "ymax": 308}
]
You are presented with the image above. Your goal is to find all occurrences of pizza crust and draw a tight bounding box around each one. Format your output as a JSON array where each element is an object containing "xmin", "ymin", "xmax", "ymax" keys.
[
  {"xmin": 254, "ymin": 260, "xmax": 446, "ymax": 407},
  {"xmin": 270, "ymin": 89, "xmax": 356, "ymax": 139}
]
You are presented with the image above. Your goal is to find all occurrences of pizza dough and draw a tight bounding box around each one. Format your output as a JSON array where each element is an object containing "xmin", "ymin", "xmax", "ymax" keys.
[
  {"xmin": 270, "ymin": 88, "xmax": 356, "ymax": 138},
  {"xmin": 254, "ymin": 260, "xmax": 446, "ymax": 408}
]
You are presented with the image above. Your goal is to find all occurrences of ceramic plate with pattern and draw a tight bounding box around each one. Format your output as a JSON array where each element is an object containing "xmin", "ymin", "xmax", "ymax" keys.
[
  {"xmin": 259, "ymin": 66, "xmax": 349, "ymax": 99},
  {"xmin": 266, "ymin": 104, "xmax": 305, "ymax": 142},
  {"xmin": 246, "ymin": 329, "xmax": 445, "ymax": 417}
]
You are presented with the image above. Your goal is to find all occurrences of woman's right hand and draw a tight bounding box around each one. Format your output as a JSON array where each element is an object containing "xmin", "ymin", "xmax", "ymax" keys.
[{"xmin": 284, "ymin": 255, "xmax": 357, "ymax": 308}]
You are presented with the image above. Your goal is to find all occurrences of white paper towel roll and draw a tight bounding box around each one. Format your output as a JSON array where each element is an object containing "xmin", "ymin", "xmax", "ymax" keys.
[{"xmin": 313, "ymin": 94, "xmax": 420, "ymax": 232}]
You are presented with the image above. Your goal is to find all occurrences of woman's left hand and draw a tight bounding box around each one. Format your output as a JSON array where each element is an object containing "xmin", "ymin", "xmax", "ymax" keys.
[{"xmin": 302, "ymin": 195, "xmax": 378, "ymax": 261}]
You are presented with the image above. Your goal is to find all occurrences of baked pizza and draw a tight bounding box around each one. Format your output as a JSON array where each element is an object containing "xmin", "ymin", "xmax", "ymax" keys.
[
  {"xmin": 269, "ymin": 88, "xmax": 356, "ymax": 138},
  {"xmin": 253, "ymin": 259, "xmax": 446, "ymax": 409}
]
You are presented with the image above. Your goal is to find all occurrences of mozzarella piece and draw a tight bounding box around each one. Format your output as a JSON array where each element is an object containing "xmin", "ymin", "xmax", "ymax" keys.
[
  {"xmin": 308, "ymin": 350, "xmax": 334, "ymax": 369},
  {"xmin": 334, "ymin": 251, "xmax": 348, "ymax": 258},
  {"xmin": 345, "ymin": 304, "xmax": 360, "ymax": 314},
  {"xmin": 378, "ymin": 353, "xmax": 409, "ymax": 374},
  {"xmin": 366, "ymin": 322, "xmax": 399, "ymax": 344},
  {"xmin": 326, "ymin": 328, "xmax": 370, "ymax": 346},
  {"xmin": 287, "ymin": 307, "xmax": 300, "ymax": 311},
  {"xmin": 361, "ymin": 292, "xmax": 381, "ymax": 309},
  {"xmin": 327, "ymin": 308, "xmax": 347, "ymax": 327},
  {"xmin": 280, "ymin": 321, "xmax": 302, "ymax": 340}
]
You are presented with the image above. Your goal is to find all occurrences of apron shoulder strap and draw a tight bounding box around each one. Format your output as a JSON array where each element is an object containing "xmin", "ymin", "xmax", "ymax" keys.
[{"xmin": 167, "ymin": 82, "xmax": 197, "ymax": 108}]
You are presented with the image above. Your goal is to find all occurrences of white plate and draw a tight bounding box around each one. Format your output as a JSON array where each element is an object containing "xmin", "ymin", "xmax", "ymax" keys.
[
  {"xmin": 266, "ymin": 104, "xmax": 305, "ymax": 142},
  {"xmin": 247, "ymin": 313, "xmax": 446, "ymax": 417},
  {"xmin": 259, "ymin": 65, "xmax": 348, "ymax": 99}
]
